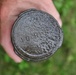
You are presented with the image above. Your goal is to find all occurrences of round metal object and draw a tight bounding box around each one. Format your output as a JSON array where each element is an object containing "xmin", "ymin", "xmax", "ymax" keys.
[{"xmin": 11, "ymin": 9, "xmax": 63, "ymax": 62}]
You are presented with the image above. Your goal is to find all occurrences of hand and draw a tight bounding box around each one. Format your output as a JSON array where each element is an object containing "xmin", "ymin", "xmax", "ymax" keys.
[{"xmin": 0, "ymin": 0, "xmax": 62, "ymax": 62}]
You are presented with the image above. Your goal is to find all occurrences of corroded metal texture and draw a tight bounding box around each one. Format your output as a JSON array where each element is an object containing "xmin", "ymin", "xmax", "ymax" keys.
[{"xmin": 11, "ymin": 9, "xmax": 63, "ymax": 62}]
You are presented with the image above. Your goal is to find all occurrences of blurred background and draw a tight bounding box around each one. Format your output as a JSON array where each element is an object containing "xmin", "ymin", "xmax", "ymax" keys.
[{"xmin": 0, "ymin": 0, "xmax": 76, "ymax": 75}]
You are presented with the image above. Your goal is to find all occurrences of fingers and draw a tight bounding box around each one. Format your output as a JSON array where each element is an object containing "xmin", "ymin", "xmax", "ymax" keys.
[
  {"xmin": 42, "ymin": 1, "xmax": 62, "ymax": 27},
  {"xmin": 1, "ymin": 28, "xmax": 22, "ymax": 62},
  {"xmin": 50, "ymin": 1, "xmax": 62, "ymax": 27},
  {"xmin": 1, "ymin": 7, "xmax": 22, "ymax": 62},
  {"xmin": 1, "ymin": 40, "xmax": 22, "ymax": 63}
]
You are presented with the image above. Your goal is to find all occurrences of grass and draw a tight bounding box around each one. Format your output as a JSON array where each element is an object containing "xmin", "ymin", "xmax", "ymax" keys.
[{"xmin": 0, "ymin": 0, "xmax": 76, "ymax": 75}]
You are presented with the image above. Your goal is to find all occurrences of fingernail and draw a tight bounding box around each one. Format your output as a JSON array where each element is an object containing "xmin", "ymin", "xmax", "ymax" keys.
[
  {"xmin": 15, "ymin": 58, "xmax": 22, "ymax": 63},
  {"xmin": 59, "ymin": 19, "xmax": 62, "ymax": 27}
]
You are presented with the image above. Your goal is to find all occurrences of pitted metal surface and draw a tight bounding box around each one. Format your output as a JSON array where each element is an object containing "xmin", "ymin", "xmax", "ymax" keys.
[{"xmin": 11, "ymin": 9, "xmax": 63, "ymax": 62}]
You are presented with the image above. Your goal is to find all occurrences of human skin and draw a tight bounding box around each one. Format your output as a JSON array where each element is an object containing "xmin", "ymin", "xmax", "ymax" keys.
[{"xmin": 0, "ymin": 0, "xmax": 62, "ymax": 62}]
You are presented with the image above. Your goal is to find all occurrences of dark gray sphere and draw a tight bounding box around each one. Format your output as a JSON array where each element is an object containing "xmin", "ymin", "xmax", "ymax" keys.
[{"xmin": 11, "ymin": 9, "xmax": 63, "ymax": 62}]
